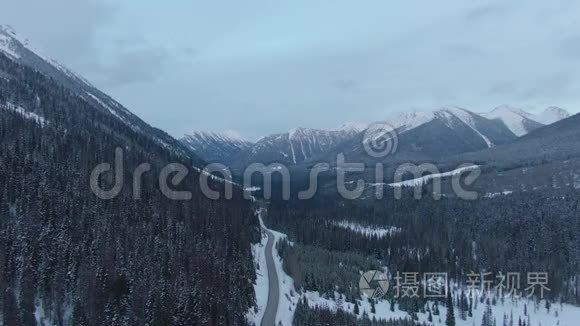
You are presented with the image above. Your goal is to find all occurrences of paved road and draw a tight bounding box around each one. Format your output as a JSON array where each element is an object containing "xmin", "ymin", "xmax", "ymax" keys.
[{"xmin": 260, "ymin": 211, "xmax": 279, "ymax": 326}]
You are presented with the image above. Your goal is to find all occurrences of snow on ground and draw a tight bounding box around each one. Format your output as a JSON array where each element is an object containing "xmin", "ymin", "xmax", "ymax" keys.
[
  {"xmin": 484, "ymin": 190, "xmax": 514, "ymax": 198},
  {"xmin": 85, "ymin": 92, "xmax": 125, "ymax": 121},
  {"xmin": 0, "ymin": 102, "xmax": 46, "ymax": 125},
  {"xmin": 441, "ymin": 107, "xmax": 494, "ymax": 148},
  {"xmin": 333, "ymin": 220, "xmax": 400, "ymax": 238},
  {"xmin": 246, "ymin": 231, "xmax": 269, "ymax": 326},
  {"xmin": 302, "ymin": 290, "xmax": 580, "ymax": 326},
  {"xmin": 484, "ymin": 105, "xmax": 535, "ymax": 137},
  {"xmin": 388, "ymin": 165, "xmax": 480, "ymax": 188},
  {"xmin": 259, "ymin": 212, "xmax": 580, "ymax": 325},
  {"xmin": 34, "ymin": 299, "xmax": 50, "ymax": 326},
  {"xmin": 0, "ymin": 32, "xmax": 20, "ymax": 59}
]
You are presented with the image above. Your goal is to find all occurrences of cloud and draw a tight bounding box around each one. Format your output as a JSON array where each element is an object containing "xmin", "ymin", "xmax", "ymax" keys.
[
  {"xmin": 331, "ymin": 79, "xmax": 361, "ymax": 93},
  {"xmin": 443, "ymin": 43, "xmax": 487, "ymax": 58},
  {"xmin": 0, "ymin": 0, "xmax": 115, "ymax": 63},
  {"xmin": 558, "ymin": 35, "xmax": 580, "ymax": 59},
  {"xmin": 2, "ymin": 0, "xmax": 579, "ymax": 139},
  {"xmin": 97, "ymin": 47, "xmax": 169, "ymax": 87},
  {"xmin": 464, "ymin": 3, "xmax": 509, "ymax": 24}
]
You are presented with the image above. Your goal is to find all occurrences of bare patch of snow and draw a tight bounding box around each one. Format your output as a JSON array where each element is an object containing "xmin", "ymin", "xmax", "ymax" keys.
[
  {"xmin": 484, "ymin": 190, "xmax": 514, "ymax": 198},
  {"xmin": 1, "ymin": 102, "xmax": 46, "ymax": 126},
  {"xmin": 333, "ymin": 221, "xmax": 400, "ymax": 238},
  {"xmin": 388, "ymin": 165, "xmax": 480, "ymax": 188}
]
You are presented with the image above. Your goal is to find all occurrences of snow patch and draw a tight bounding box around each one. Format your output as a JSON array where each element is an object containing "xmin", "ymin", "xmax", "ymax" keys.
[
  {"xmin": 388, "ymin": 165, "xmax": 480, "ymax": 188},
  {"xmin": 484, "ymin": 105, "xmax": 537, "ymax": 136},
  {"xmin": 484, "ymin": 190, "xmax": 514, "ymax": 198},
  {"xmin": 533, "ymin": 106, "xmax": 570, "ymax": 125},
  {"xmin": 333, "ymin": 221, "xmax": 400, "ymax": 238},
  {"xmin": 0, "ymin": 33, "xmax": 20, "ymax": 59},
  {"xmin": 442, "ymin": 107, "xmax": 494, "ymax": 147},
  {"xmin": 301, "ymin": 290, "xmax": 580, "ymax": 326},
  {"xmin": 0, "ymin": 102, "xmax": 46, "ymax": 125}
]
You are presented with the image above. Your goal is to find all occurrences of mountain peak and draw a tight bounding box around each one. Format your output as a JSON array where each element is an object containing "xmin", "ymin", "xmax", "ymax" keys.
[
  {"xmin": 185, "ymin": 130, "xmax": 249, "ymax": 144},
  {"xmin": 0, "ymin": 25, "xmax": 21, "ymax": 59},
  {"xmin": 491, "ymin": 105, "xmax": 532, "ymax": 118},
  {"xmin": 534, "ymin": 106, "xmax": 570, "ymax": 124},
  {"xmin": 180, "ymin": 130, "xmax": 252, "ymax": 164},
  {"xmin": 385, "ymin": 110, "xmax": 436, "ymax": 130},
  {"xmin": 336, "ymin": 122, "xmax": 367, "ymax": 132}
]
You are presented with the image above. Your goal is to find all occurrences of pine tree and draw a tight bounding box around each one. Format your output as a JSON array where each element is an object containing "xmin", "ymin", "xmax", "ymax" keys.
[
  {"xmin": 481, "ymin": 303, "xmax": 493, "ymax": 326},
  {"xmin": 446, "ymin": 289, "xmax": 456, "ymax": 326}
]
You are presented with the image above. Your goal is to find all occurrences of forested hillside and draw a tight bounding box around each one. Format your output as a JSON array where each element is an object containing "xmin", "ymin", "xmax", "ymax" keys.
[
  {"xmin": 267, "ymin": 187, "xmax": 580, "ymax": 308},
  {"xmin": 0, "ymin": 52, "xmax": 260, "ymax": 325}
]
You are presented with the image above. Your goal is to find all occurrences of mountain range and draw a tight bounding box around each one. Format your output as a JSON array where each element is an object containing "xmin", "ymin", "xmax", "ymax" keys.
[
  {"xmin": 183, "ymin": 105, "xmax": 571, "ymax": 172},
  {"xmin": 180, "ymin": 130, "xmax": 252, "ymax": 164},
  {"xmin": 2, "ymin": 23, "xmax": 580, "ymax": 326}
]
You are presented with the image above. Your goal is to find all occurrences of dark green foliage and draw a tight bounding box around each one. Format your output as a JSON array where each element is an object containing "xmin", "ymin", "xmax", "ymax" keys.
[
  {"xmin": 267, "ymin": 185, "xmax": 580, "ymax": 304},
  {"xmin": 446, "ymin": 290, "xmax": 455, "ymax": 326},
  {"xmin": 0, "ymin": 53, "xmax": 259, "ymax": 325},
  {"xmin": 277, "ymin": 239, "xmax": 383, "ymax": 299},
  {"xmin": 293, "ymin": 298, "xmax": 420, "ymax": 326}
]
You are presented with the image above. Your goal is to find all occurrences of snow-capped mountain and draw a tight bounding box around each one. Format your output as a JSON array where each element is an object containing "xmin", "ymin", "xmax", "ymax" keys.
[
  {"xmin": 483, "ymin": 105, "xmax": 544, "ymax": 137},
  {"xmin": 380, "ymin": 106, "xmax": 516, "ymax": 148},
  {"xmin": 533, "ymin": 106, "xmax": 570, "ymax": 125},
  {"xmin": 320, "ymin": 107, "xmax": 517, "ymax": 168},
  {"xmin": 180, "ymin": 130, "xmax": 252, "ymax": 164},
  {"xmin": 449, "ymin": 111, "xmax": 580, "ymax": 193},
  {"xmin": 0, "ymin": 25, "xmax": 199, "ymax": 163},
  {"xmin": 230, "ymin": 126, "xmax": 363, "ymax": 170},
  {"xmin": 336, "ymin": 122, "xmax": 368, "ymax": 133}
]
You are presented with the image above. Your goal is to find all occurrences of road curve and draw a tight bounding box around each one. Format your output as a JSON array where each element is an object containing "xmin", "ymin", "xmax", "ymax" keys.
[{"xmin": 260, "ymin": 211, "xmax": 280, "ymax": 326}]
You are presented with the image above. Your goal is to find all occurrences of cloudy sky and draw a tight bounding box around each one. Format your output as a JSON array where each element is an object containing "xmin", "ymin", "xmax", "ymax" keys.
[{"xmin": 1, "ymin": 0, "xmax": 579, "ymax": 139}]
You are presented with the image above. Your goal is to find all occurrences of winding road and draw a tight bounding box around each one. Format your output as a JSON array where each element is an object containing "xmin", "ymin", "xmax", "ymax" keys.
[{"xmin": 259, "ymin": 209, "xmax": 280, "ymax": 326}]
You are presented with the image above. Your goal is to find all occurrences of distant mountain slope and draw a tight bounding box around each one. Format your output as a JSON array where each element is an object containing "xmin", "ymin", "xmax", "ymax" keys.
[
  {"xmin": 180, "ymin": 130, "xmax": 252, "ymax": 164},
  {"xmin": 427, "ymin": 112, "xmax": 580, "ymax": 195},
  {"xmin": 0, "ymin": 25, "xmax": 199, "ymax": 163},
  {"xmin": 483, "ymin": 105, "xmax": 545, "ymax": 136},
  {"xmin": 230, "ymin": 125, "xmax": 364, "ymax": 171},
  {"xmin": 533, "ymin": 106, "xmax": 571, "ymax": 124},
  {"xmin": 455, "ymin": 112, "xmax": 580, "ymax": 166},
  {"xmin": 319, "ymin": 107, "xmax": 517, "ymax": 167}
]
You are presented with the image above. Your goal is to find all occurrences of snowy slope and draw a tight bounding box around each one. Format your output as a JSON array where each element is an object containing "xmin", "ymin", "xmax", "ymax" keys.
[
  {"xmin": 302, "ymin": 291, "xmax": 580, "ymax": 326},
  {"xmin": 180, "ymin": 130, "xmax": 252, "ymax": 164},
  {"xmin": 231, "ymin": 125, "xmax": 362, "ymax": 170},
  {"xmin": 337, "ymin": 122, "xmax": 368, "ymax": 133},
  {"xmin": 439, "ymin": 107, "xmax": 494, "ymax": 147},
  {"xmin": 0, "ymin": 25, "xmax": 199, "ymax": 162},
  {"xmin": 363, "ymin": 107, "xmax": 515, "ymax": 150},
  {"xmin": 484, "ymin": 105, "xmax": 544, "ymax": 137},
  {"xmin": 533, "ymin": 106, "xmax": 571, "ymax": 125}
]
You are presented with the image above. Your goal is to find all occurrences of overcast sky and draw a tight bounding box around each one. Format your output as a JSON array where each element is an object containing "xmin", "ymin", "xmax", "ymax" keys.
[{"xmin": 1, "ymin": 0, "xmax": 579, "ymax": 140}]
